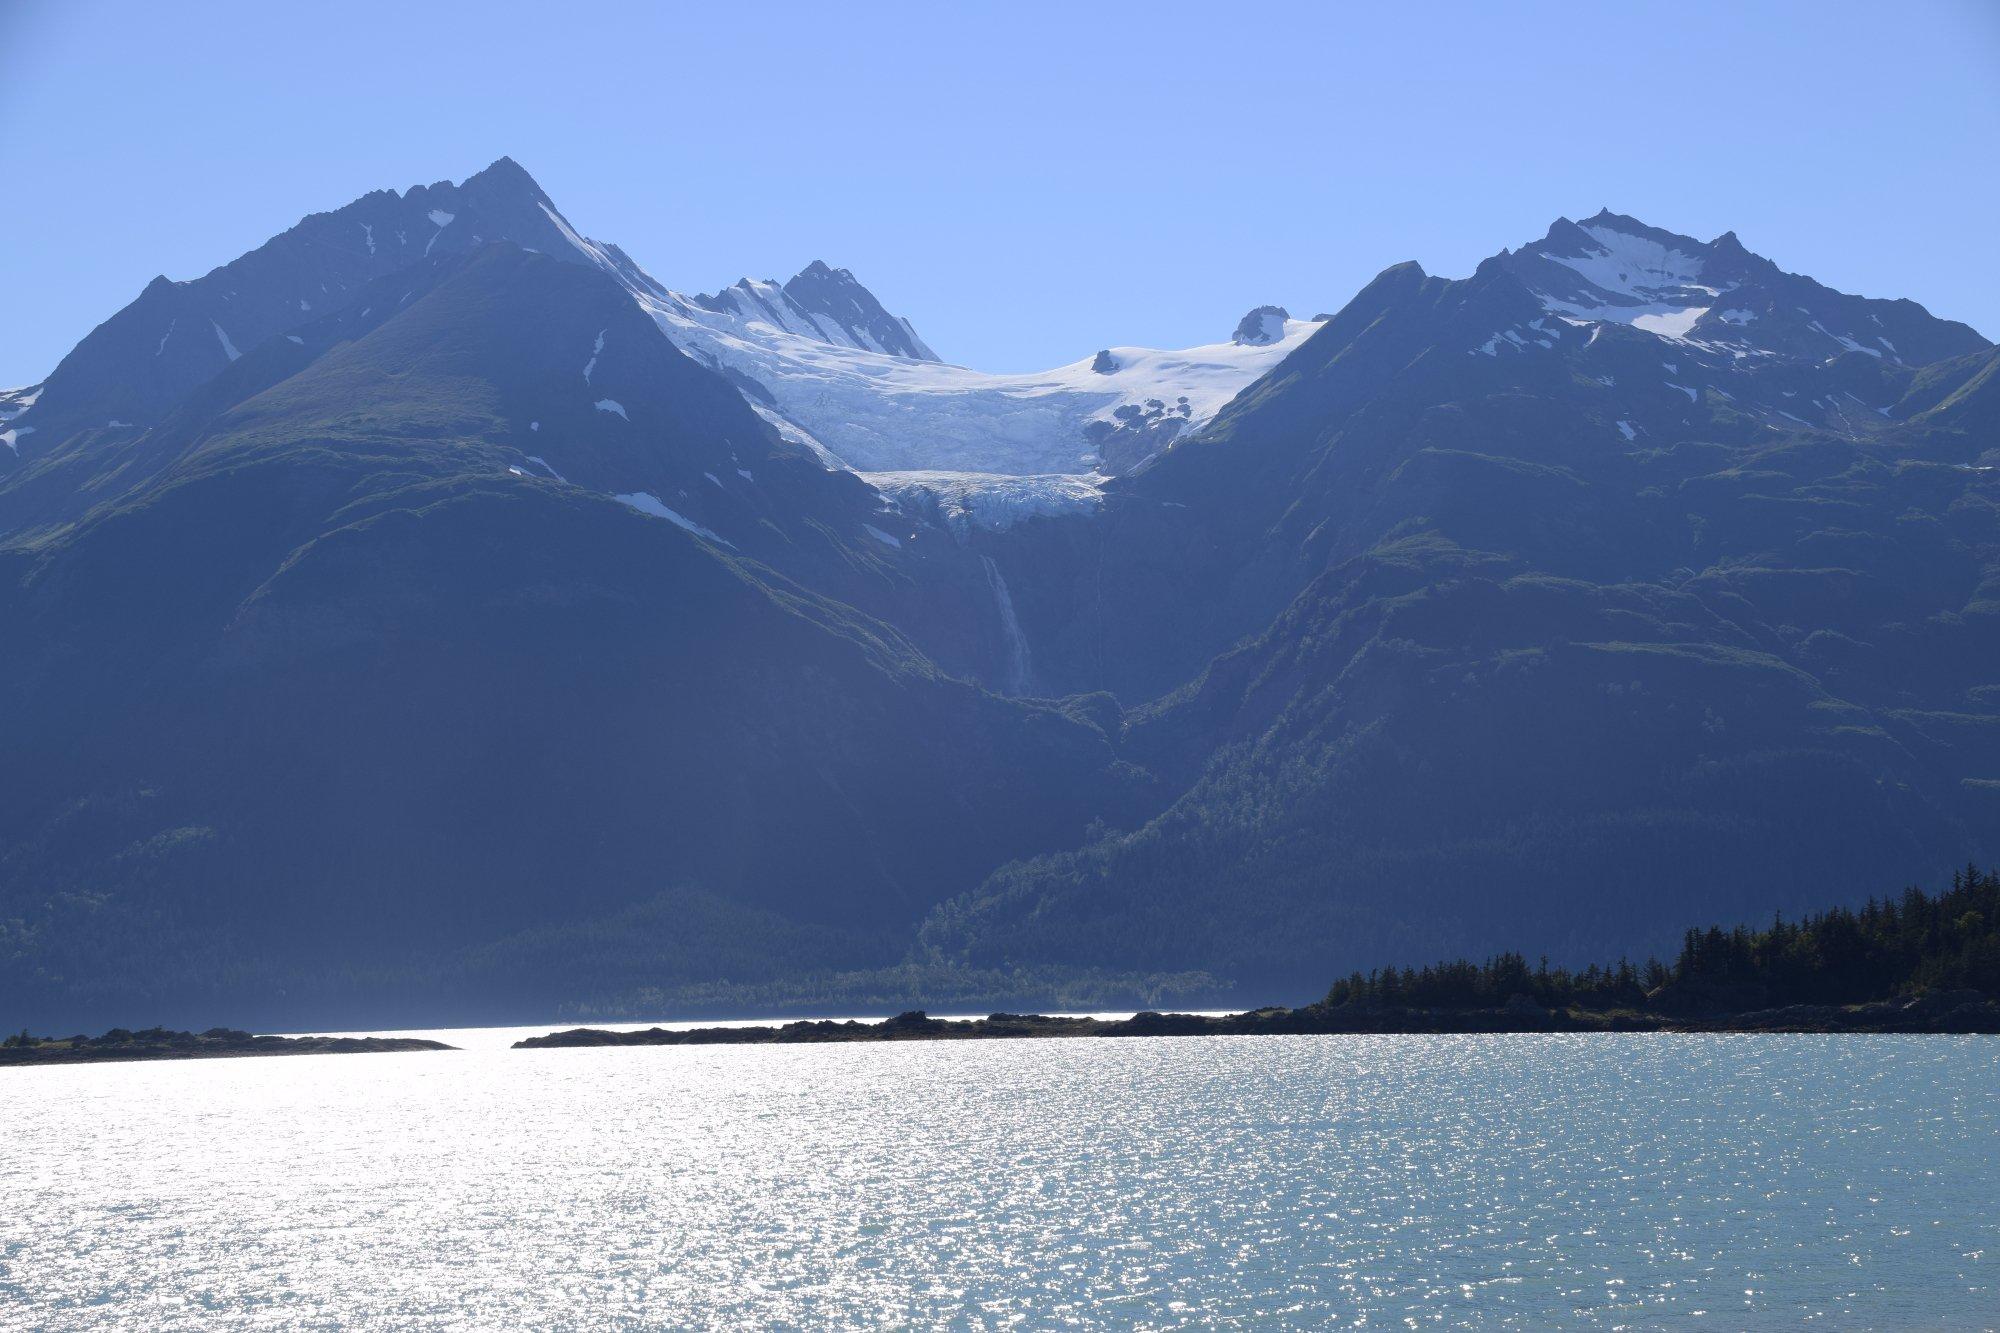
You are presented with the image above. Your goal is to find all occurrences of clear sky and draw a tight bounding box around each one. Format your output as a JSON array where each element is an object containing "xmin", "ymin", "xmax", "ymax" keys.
[{"xmin": 3, "ymin": 0, "xmax": 1997, "ymax": 383}]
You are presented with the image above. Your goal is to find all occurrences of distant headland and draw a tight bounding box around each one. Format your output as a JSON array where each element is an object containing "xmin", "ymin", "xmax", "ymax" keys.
[{"xmin": 0, "ymin": 1027, "xmax": 454, "ymax": 1067}]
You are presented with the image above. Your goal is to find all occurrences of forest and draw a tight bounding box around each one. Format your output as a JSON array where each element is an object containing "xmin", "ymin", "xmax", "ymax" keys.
[{"xmin": 1324, "ymin": 865, "xmax": 2000, "ymax": 1014}]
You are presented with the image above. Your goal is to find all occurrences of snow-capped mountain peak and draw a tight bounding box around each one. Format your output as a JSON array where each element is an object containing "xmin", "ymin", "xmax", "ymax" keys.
[
  {"xmin": 687, "ymin": 261, "xmax": 937, "ymax": 361},
  {"xmin": 781, "ymin": 260, "xmax": 938, "ymax": 362},
  {"xmin": 6, "ymin": 152, "xmax": 1326, "ymax": 526},
  {"xmin": 6, "ymin": 156, "xmax": 641, "ymax": 443},
  {"xmin": 1492, "ymin": 210, "xmax": 1982, "ymax": 367},
  {"xmin": 1503, "ymin": 211, "xmax": 1727, "ymax": 341}
]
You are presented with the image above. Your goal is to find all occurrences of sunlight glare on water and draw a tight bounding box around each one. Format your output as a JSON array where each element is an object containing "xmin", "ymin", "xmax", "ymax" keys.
[{"xmin": 2, "ymin": 1034, "xmax": 1995, "ymax": 1328}]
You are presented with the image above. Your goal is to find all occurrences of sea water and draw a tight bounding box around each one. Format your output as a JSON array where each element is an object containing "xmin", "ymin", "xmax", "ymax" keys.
[{"xmin": 2, "ymin": 1033, "xmax": 1994, "ymax": 1328}]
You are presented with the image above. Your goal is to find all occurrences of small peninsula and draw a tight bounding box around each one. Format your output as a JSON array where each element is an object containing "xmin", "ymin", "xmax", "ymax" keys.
[{"xmin": 0, "ymin": 1027, "xmax": 454, "ymax": 1067}]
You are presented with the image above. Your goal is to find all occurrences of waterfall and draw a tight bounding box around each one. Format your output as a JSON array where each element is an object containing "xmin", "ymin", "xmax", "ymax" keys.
[{"xmin": 980, "ymin": 555, "xmax": 1032, "ymax": 696}]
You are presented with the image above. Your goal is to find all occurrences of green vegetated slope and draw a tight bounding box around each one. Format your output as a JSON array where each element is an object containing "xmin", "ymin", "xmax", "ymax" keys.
[
  {"xmin": 929, "ymin": 259, "xmax": 1999, "ymax": 995},
  {"xmin": 0, "ymin": 246, "xmax": 1158, "ymax": 1028}
]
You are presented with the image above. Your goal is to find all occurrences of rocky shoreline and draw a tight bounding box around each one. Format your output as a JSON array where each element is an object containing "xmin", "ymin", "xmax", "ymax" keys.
[
  {"xmin": 515, "ymin": 990, "xmax": 2000, "ymax": 1049},
  {"xmin": 0, "ymin": 1027, "xmax": 455, "ymax": 1067}
]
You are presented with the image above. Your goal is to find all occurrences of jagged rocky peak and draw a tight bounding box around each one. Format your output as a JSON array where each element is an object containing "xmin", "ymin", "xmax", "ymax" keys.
[
  {"xmin": 1487, "ymin": 209, "xmax": 1988, "ymax": 366},
  {"xmin": 690, "ymin": 260, "xmax": 938, "ymax": 362},
  {"xmin": 1508, "ymin": 212, "xmax": 1729, "ymax": 324},
  {"xmin": 1091, "ymin": 349, "xmax": 1119, "ymax": 374},
  {"xmin": 6, "ymin": 155, "xmax": 642, "ymax": 444},
  {"xmin": 782, "ymin": 260, "xmax": 938, "ymax": 361},
  {"xmin": 1232, "ymin": 306, "xmax": 1290, "ymax": 346}
]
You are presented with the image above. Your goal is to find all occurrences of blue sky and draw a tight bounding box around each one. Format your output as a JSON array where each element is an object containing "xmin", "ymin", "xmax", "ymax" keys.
[{"xmin": 2, "ymin": 1, "xmax": 1996, "ymax": 382}]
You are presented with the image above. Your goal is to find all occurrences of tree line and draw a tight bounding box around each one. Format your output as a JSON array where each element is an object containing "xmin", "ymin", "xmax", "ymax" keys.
[{"xmin": 1324, "ymin": 865, "xmax": 2000, "ymax": 1012}]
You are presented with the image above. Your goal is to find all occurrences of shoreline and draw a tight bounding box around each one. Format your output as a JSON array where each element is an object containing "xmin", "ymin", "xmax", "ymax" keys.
[
  {"xmin": 515, "ymin": 994, "xmax": 2000, "ymax": 1048},
  {"xmin": 0, "ymin": 1027, "xmax": 455, "ymax": 1068},
  {"xmin": 17, "ymin": 992, "xmax": 1995, "ymax": 1066}
]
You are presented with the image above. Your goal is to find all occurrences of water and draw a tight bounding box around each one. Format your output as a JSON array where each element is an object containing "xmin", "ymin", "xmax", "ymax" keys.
[
  {"xmin": 981, "ymin": 554, "xmax": 1033, "ymax": 697},
  {"xmin": 2, "ymin": 1034, "xmax": 1994, "ymax": 1328}
]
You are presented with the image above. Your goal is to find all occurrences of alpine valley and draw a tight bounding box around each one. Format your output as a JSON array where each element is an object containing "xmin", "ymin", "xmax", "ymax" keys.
[{"xmin": 3, "ymin": 159, "xmax": 1995, "ymax": 1030}]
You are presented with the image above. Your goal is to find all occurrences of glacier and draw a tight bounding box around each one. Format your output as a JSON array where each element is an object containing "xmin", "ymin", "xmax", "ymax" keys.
[{"xmin": 516, "ymin": 187, "xmax": 1322, "ymax": 529}]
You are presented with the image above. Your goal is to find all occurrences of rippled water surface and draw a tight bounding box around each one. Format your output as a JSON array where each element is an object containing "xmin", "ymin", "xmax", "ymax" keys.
[{"xmin": 3, "ymin": 1034, "xmax": 1995, "ymax": 1328}]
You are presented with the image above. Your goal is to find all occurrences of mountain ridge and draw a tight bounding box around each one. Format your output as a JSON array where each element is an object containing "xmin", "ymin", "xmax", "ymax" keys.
[
  {"xmin": 2, "ymin": 162, "xmax": 1993, "ymax": 1028},
  {"xmin": 0, "ymin": 237, "xmax": 1167, "ymax": 1029},
  {"xmin": 929, "ymin": 214, "xmax": 1997, "ymax": 987}
]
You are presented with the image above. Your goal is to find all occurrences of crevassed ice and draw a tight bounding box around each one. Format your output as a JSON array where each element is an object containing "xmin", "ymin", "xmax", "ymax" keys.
[
  {"xmin": 865, "ymin": 470, "xmax": 1105, "ymax": 537},
  {"xmin": 638, "ymin": 297, "xmax": 1323, "ymax": 477}
]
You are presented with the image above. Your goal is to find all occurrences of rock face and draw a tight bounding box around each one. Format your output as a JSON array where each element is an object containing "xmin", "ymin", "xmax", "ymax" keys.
[
  {"xmin": 1082, "ymin": 394, "xmax": 1196, "ymax": 473},
  {"xmin": 1231, "ymin": 305, "xmax": 1290, "ymax": 346},
  {"xmin": 780, "ymin": 260, "xmax": 940, "ymax": 361},
  {"xmin": 689, "ymin": 262, "xmax": 939, "ymax": 361}
]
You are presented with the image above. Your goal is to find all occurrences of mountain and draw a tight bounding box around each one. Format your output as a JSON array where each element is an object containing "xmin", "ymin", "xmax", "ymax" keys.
[
  {"xmin": 979, "ymin": 215, "xmax": 1994, "ymax": 701},
  {"xmin": 1, "ymin": 155, "xmax": 1318, "ymax": 533},
  {"xmin": 4, "ymin": 158, "xmax": 619, "ymax": 444},
  {"xmin": 1497, "ymin": 210, "xmax": 1983, "ymax": 367},
  {"xmin": 688, "ymin": 260, "xmax": 940, "ymax": 361},
  {"xmin": 0, "ymin": 163, "xmax": 1063, "ymax": 693},
  {"xmin": 927, "ymin": 215, "xmax": 1999, "ymax": 993},
  {"xmin": 4, "ymin": 166, "xmax": 1993, "ymax": 1027},
  {"xmin": 0, "ymin": 241, "xmax": 1161, "ymax": 1029}
]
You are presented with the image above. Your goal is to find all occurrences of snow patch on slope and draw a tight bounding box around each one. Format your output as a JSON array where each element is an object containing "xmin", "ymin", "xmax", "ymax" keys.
[
  {"xmin": 614, "ymin": 492, "xmax": 733, "ymax": 547},
  {"xmin": 423, "ymin": 210, "xmax": 456, "ymax": 256},
  {"xmin": 1548, "ymin": 224, "xmax": 1711, "ymax": 304},
  {"xmin": 0, "ymin": 386, "xmax": 41, "ymax": 422},
  {"xmin": 1520, "ymin": 218, "xmax": 1724, "ymax": 345},
  {"xmin": 1631, "ymin": 307, "xmax": 1709, "ymax": 340}
]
